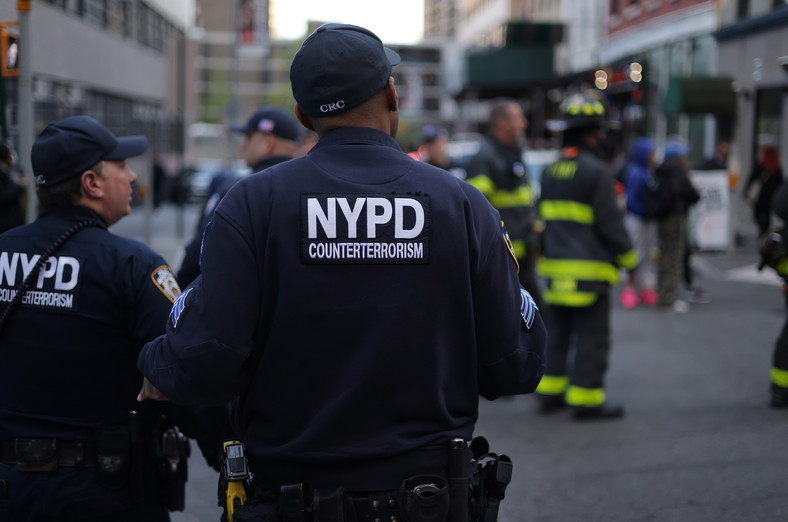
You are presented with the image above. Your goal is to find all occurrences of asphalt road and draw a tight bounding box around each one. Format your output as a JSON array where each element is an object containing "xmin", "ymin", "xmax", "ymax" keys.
[{"xmin": 114, "ymin": 203, "xmax": 788, "ymax": 522}]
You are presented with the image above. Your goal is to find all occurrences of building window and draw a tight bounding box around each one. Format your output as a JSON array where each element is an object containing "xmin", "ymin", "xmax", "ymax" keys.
[
  {"xmin": 136, "ymin": 2, "xmax": 150, "ymax": 48},
  {"xmin": 737, "ymin": 0, "xmax": 750, "ymax": 19},
  {"xmin": 611, "ymin": 0, "xmax": 621, "ymax": 14},
  {"xmin": 85, "ymin": 0, "xmax": 108, "ymax": 28}
]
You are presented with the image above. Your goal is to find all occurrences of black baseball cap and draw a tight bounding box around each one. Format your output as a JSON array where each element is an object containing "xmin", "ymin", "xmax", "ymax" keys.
[
  {"xmin": 32, "ymin": 115, "xmax": 148, "ymax": 186},
  {"xmin": 230, "ymin": 106, "xmax": 301, "ymax": 142},
  {"xmin": 290, "ymin": 23, "xmax": 401, "ymax": 118}
]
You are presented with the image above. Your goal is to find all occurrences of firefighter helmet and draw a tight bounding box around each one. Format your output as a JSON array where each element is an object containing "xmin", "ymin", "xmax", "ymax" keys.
[{"xmin": 559, "ymin": 93, "xmax": 607, "ymax": 130}]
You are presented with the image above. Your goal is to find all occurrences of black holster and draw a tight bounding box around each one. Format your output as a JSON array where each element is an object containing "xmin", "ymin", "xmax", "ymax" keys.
[
  {"xmin": 157, "ymin": 425, "xmax": 190, "ymax": 511},
  {"xmin": 469, "ymin": 437, "xmax": 513, "ymax": 522}
]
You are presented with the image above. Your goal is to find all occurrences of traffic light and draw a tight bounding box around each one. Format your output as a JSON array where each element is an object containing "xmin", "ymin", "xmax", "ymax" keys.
[{"xmin": 0, "ymin": 23, "xmax": 18, "ymax": 78}]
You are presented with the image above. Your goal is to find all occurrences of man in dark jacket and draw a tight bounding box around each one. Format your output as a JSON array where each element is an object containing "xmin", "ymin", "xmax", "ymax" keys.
[
  {"xmin": 465, "ymin": 99, "xmax": 544, "ymax": 310},
  {"xmin": 177, "ymin": 106, "xmax": 300, "ymax": 287},
  {"xmin": 535, "ymin": 93, "xmax": 637, "ymax": 420},
  {"xmin": 138, "ymin": 23, "xmax": 546, "ymax": 520},
  {"xmin": 0, "ymin": 116, "xmax": 192, "ymax": 521}
]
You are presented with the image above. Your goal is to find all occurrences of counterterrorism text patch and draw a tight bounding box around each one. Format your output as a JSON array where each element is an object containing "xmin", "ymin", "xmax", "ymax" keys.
[{"xmin": 301, "ymin": 193, "xmax": 431, "ymax": 264}]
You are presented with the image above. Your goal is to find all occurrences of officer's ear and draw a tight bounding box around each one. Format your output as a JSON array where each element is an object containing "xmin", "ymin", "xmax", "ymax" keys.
[
  {"xmin": 295, "ymin": 104, "xmax": 315, "ymax": 132},
  {"xmin": 385, "ymin": 77, "xmax": 398, "ymax": 113},
  {"xmin": 80, "ymin": 165, "xmax": 104, "ymax": 199}
]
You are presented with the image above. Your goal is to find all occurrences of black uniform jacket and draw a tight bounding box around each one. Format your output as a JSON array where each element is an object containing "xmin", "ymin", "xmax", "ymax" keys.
[
  {"xmin": 0, "ymin": 206, "xmax": 180, "ymax": 440},
  {"xmin": 139, "ymin": 127, "xmax": 546, "ymax": 489}
]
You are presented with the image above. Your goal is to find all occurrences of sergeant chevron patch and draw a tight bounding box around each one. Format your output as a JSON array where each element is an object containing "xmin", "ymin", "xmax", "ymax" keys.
[
  {"xmin": 520, "ymin": 287, "xmax": 537, "ymax": 330},
  {"xmin": 169, "ymin": 287, "xmax": 193, "ymax": 330}
]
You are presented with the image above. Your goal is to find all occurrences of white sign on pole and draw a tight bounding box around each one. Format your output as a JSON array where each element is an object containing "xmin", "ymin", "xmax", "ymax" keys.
[{"xmin": 688, "ymin": 170, "xmax": 730, "ymax": 251}]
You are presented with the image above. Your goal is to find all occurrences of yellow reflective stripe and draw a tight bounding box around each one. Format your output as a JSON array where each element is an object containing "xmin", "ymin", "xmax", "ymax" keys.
[
  {"xmin": 616, "ymin": 249, "xmax": 638, "ymax": 271},
  {"xmin": 544, "ymin": 290, "xmax": 599, "ymax": 306},
  {"xmin": 771, "ymin": 367, "xmax": 788, "ymax": 387},
  {"xmin": 565, "ymin": 386, "xmax": 606, "ymax": 407},
  {"xmin": 511, "ymin": 239, "xmax": 526, "ymax": 259},
  {"xmin": 539, "ymin": 200, "xmax": 595, "ymax": 224},
  {"xmin": 536, "ymin": 375, "xmax": 569, "ymax": 395},
  {"xmin": 777, "ymin": 259, "xmax": 788, "ymax": 276},
  {"xmin": 465, "ymin": 175, "xmax": 495, "ymax": 198},
  {"xmin": 489, "ymin": 185, "xmax": 534, "ymax": 209},
  {"xmin": 538, "ymin": 258, "xmax": 620, "ymax": 284}
]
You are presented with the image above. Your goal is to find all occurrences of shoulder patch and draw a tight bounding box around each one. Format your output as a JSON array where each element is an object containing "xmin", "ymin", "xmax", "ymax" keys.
[
  {"xmin": 520, "ymin": 287, "xmax": 537, "ymax": 330},
  {"xmin": 151, "ymin": 265, "xmax": 182, "ymax": 304},
  {"xmin": 501, "ymin": 221, "xmax": 519, "ymax": 273},
  {"xmin": 169, "ymin": 287, "xmax": 192, "ymax": 330}
]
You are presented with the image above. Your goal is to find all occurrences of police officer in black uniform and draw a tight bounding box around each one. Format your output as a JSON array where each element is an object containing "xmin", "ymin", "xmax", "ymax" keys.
[
  {"xmin": 177, "ymin": 106, "xmax": 300, "ymax": 287},
  {"xmin": 0, "ymin": 116, "xmax": 200, "ymax": 521},
  {"xmin": 138, "ymin": 23, "xmax": 546, "ymax": 521}
]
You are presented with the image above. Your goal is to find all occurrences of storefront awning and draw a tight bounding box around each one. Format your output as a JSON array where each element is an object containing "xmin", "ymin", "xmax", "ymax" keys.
[
  {"xmin": 663, "ymin": 76, "xmax": 736, "ymax": 116},
  {"xmin": 465, "ymin": 46, "xmax": 555, "ymax": 89}
]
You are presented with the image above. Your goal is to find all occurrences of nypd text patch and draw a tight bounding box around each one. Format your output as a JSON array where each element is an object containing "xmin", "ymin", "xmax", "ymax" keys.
[
  {"xmin": 0, "ymin": 251, "xmax": 82, "ymax": 310},
  {"xmin": 301, "ymin": 193, "xmax": 430, "ymax": 264}
]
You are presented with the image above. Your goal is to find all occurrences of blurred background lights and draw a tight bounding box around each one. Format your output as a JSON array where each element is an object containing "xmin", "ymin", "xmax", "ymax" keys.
[{"xmin": 595, "ymin": 69, "xmax": 608, "ymax": 90}]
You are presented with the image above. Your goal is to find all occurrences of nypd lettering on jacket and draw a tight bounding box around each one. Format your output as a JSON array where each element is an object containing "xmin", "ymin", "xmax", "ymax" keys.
[
  {"xmin": 301, "ymin": 193, "xmax": 431, "ymax": 264},
  {"xmin": 0, "ymin": 251, "xmax": 81, "ymax": 310}
]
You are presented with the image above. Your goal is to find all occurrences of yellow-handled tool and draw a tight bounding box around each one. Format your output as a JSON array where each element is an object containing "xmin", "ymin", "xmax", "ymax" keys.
[{"xmin": 221, "ymin": 440, "xmax": 250, "ymax": 522}]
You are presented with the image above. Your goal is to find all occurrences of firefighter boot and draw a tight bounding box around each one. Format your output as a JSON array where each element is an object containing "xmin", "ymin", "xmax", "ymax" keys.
[
  {"xmin": 537, "ymin": 394, "xmax": 566, "ymax": 414},
  {"xmin": 572, "ymin": 402, "xmax": 625, "ymax": 421},
  {"xmin": 770, "ymin": 383, "xmax": 788, "ymax": 409}
]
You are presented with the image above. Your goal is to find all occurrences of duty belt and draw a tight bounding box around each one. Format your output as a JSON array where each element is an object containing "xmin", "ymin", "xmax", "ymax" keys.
[{"xmin": 1, "ymin": 438, "xmax": 97, "ymax": 471}]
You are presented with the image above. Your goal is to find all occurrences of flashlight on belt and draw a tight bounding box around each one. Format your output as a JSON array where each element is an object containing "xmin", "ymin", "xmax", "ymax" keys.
[{"xmin": 221, "ymin": 440, "xmax": 250, "ymax": 522}]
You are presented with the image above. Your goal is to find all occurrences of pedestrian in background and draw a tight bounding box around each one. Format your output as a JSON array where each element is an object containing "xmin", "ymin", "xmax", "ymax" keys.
[
  {"xmin": 138, "ymin": 23, "xmax": 546, "ymax": 520},
  {"xmin": 0, "ymin": 116, "xmax": 220, "ymax": 521},
  {"xmin": 466, "ymin": 98, "xmax": 544, "ymax": 310},
  {"xmin": 177, "ymin": 106, "xmax": 301, "ymax": 287},
  {"xmin": 655, "ymin": 138, "xmax": 700, "ymax": 313},
  {"xmin": 702, "ymin": 139, "xmax": 729, "ymax": 171},
  {"xmin": 0, "ymin": 142, "xmax": 25, "ymax": 233},
  {"xmin": 620, "ymin": 137, "xmax": 659, "ymax": 309},
  {"xmin": 535, "ymin": 93, "xmax": 637, "ymax": 420},
  {"xmin": 745, "ymin": 144, "xmax": 783, "ymax": 237}
]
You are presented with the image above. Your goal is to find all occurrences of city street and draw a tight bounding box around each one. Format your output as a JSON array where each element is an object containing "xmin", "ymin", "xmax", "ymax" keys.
[{"xmin": 114, "ymin": 202, "xmax": 788, "ymax": 522}]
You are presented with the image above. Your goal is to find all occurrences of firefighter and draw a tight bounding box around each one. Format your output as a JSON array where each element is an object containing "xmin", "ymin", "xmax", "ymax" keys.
[
  {"xmin": 535, "ymin": 93, "xmax": 638, "ymax": 420},
  {"xmin": 465, "ymin": 99, "xmax": 544, "ymax": 310}
]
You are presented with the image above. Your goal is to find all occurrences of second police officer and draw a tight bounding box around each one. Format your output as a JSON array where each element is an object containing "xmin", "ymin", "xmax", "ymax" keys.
[
  {"xmin": 0, "ymin": 116, "xmax": 208, "ymax": 521},
  {"xmin": 138, "ymin": 23, "xmax": 546, "ymax": 520},
  {"xmin": 535, "ymin": 93, "xmax": 638, "ymax": 420}
]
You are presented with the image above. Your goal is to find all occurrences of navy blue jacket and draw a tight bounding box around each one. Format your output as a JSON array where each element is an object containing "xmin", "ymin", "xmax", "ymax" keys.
[
  {"xmin": 139, "ymin": 127, "xmax": 546, "ymax": 489},
  {"xmin": 0, "ymin": 206, "xmax": 180, "ymax": 440},
  {"xmin": 177, "ymin": 156, "xmax": 293, "ymax": 287}
]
